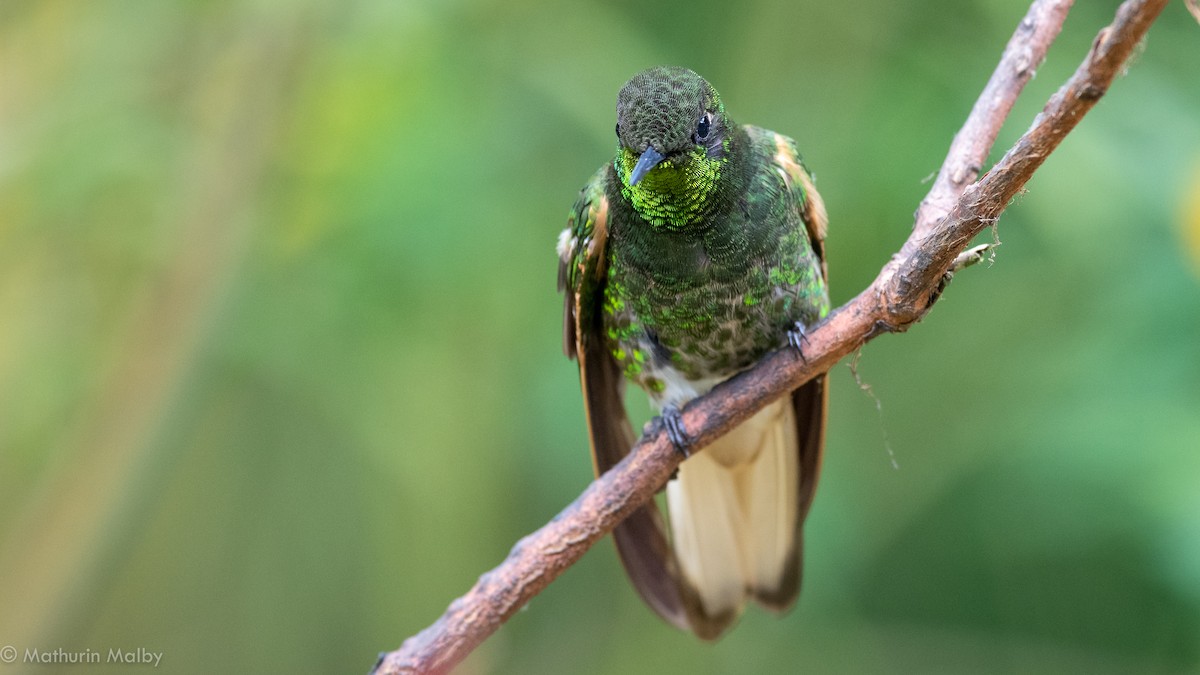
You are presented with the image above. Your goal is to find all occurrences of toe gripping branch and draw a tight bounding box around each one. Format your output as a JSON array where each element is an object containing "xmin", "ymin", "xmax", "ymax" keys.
[
  {"xmin": 786, "ymin": 321, "xmax": 811, "ymax": 362},
  {"xmin": 660, "ymin": 405, "xmax": 691, "ymax": 458}
]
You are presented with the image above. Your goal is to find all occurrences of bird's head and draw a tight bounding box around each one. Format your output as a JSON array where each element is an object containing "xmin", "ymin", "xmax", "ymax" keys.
[{"xmin": 614, "ymin": 66, "xmax": 733, "ymax": 229}]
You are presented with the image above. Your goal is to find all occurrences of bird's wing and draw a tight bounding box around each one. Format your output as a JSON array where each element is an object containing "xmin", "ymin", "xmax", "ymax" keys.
[
  {"xmin": 770, "ymin": 132, "xmax": 830, "ymax": 604},
  {"xmin": 558, "ymin": 166, "xmax": 690, "ymax": 631},
  {"xmin": 771, "ymin": 132, "xmax": 829, "ymax": 284}
]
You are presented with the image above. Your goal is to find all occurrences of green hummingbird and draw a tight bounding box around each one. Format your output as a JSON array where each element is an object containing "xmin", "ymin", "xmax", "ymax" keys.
[{"xmin": 557, "ymin": 66, "xmax": 829, "ymax": 640}]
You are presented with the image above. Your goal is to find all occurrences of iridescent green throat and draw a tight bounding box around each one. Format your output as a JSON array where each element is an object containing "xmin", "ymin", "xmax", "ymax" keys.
[{"xmin": 617, "ymin": 146, "xmax": 726, "ymax": 231}]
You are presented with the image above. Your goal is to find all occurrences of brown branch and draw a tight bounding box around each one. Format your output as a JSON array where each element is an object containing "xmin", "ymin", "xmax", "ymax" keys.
[
  {"xmin": 372, "ymin": 1, "xmax": 1169, "ymax": 673},
  {"xmin": 913, "ymin": 0, "xmax": 1074, "ymax": 237}
]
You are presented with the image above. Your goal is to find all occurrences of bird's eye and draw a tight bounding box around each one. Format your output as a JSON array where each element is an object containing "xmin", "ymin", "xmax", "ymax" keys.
[{"xmin": 694, "ymin": 114, "xmax": 711, "ymax": 142}]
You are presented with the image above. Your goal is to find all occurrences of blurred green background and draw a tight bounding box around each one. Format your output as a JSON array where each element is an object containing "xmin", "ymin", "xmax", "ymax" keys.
[{"xmin": 1, "ymin": 1, "xmax": 1198, "ymax": 673}]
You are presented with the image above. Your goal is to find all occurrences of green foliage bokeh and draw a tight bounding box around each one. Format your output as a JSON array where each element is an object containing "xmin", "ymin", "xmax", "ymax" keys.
[{"xmin": 1, "ymin": 1, "xmax": 1198, "ymax": 673}]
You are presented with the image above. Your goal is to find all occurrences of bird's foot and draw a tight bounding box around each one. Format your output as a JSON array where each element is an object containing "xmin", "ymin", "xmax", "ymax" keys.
[
  {"xmin": 660, "ymin": 405, "xmax": 691, "ymax": 458},
  {"xmin": 786, "ymin": 321, "xmax": 812, "ymax": 362}
]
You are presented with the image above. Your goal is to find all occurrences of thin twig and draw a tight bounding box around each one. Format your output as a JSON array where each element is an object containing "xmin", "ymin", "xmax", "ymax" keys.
[
  {"xmin": 372, "ymin": 1, "xmax": 1169, "ymax": 672},
  {"xmin": 913, "ymin": 0, "xmax": 1074, "ymax": 238}
]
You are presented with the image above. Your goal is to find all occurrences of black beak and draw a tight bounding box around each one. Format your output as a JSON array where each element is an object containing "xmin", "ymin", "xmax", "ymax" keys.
[{"xmin": 628, "ymin": 146, "xmax": 666, "ymax": 186}]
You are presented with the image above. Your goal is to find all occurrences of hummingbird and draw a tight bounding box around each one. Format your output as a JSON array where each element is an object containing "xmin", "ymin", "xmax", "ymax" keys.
[{"xmin": 557, "ymin": 66, "xmax": 829, "ymax": 640}]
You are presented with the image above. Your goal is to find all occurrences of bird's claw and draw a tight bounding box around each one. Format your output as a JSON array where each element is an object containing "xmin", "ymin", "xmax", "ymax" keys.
[
  {"xmin": 786, "ymin": 321, "xmax": 811, "ymax": 362},
  {"xmin": 660, "ymin": 405, "xmax": 691, "ymax": 458}
]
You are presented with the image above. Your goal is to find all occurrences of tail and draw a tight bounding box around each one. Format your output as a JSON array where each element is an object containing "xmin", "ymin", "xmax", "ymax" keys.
[{"xmin": 665, "ymin": 378, "xmax": 825, "ymax": 639}]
